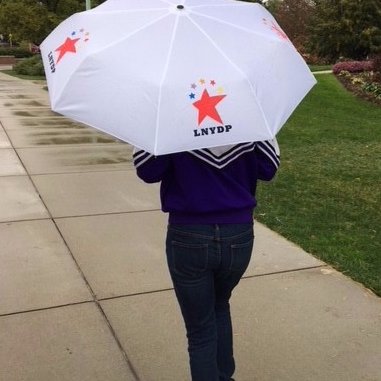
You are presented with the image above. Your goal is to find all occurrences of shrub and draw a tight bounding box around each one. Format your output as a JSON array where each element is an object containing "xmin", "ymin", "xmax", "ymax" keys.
[
  {"xmin": 372, "ymin": 54, "xmax": 381, "ymax": 73},
  {"xmin": 303, "ymin": 52, "xmax": 325, "ymax": 65},
  {"xmin": 13, "ymin": 55, "xmax": 45, "ymax": 76},
  {"xmin": 0, "ymin": 47, "xmax": 34, "ymax": 58},
  {"xmin": 337, "ymin": 70, "xmax": 351, "ymax": 78},
  {"xmin": 362, "ymin": 82, "xmax": 381, "ymax": 99},
  {"xmin": 332, "ymin": 60, "xmax": 374, "ymax": 74}
]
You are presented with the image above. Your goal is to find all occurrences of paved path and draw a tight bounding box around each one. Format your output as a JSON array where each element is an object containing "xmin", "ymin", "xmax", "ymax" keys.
[
  {"xmin": 312, "ymin": 70, "xmax": 333, "ymax": 75},
  {"xmin": 0, "ymin": 71, "xmax": 380, "ymax": 381}
]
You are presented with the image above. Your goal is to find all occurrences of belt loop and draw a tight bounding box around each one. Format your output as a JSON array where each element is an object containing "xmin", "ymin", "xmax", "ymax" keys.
[{"xmin": 214, "ymin": 224, "xmax": 220, "ymax": 241}]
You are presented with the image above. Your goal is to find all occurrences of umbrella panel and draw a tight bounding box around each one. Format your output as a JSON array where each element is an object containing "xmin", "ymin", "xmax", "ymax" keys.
[{"xmin": 41, "ymin": 1, "xmax": 316, "ymax": 154}]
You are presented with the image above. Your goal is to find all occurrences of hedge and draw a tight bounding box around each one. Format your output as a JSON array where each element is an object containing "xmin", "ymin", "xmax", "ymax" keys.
[
  {"xmin": 332, "ymin": 60, "xmax": 374, "ymax": 74},
  {"xmin": 13, "ymin": 55, "xmax": 45, "ymax": 76},
  {"xmin": 0, "ymin": 47, "xmax": 34, "ymax": 58}
]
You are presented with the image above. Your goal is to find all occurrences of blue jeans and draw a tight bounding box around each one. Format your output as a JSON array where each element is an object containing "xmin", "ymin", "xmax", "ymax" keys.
[{"xmin": 166, "ymin": 223, "xmax": 254, "ymax": 381}]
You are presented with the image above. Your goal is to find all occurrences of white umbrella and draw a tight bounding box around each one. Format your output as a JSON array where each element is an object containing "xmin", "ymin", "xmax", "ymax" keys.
[{"xmin": 40, "ymin": 0, "xmax": 316, "ymax": 155}]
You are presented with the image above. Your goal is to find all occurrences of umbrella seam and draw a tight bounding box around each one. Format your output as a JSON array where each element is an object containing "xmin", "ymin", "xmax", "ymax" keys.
[
  {"xmin": 154, "ymin": 12, "xmax": 181, "ymax": 155},
  {"xmin": 82, "ymin": 12, "xmax": 171, "ymax": 58},
  {"xmin": 160, "ymin": 0, "xmax": 177, "ymax": 6},
  {"xmin": 186, "ymin": 15, "xmax": 274, "ymax": 139},
  {"xmin": 50, "ymin": 11, "xmax": 171, "ymax": 109},
  {"xmin": 190, "ymin": 3, "xmax": 250, "ymax": 9},
  {"xmin": 190, "ymin": 8, "xmax": 283, "ymax": 44},
  {"xmin": 92, "ymin": 0, "xmax": 176, "ymax": 12},
  {"xmin": 40, "ymin": 12, "xmax": 85, "ymax": 108},
  {"xmin": 90, "ymin": 8, "xmax": 171, "ymax": 14}
]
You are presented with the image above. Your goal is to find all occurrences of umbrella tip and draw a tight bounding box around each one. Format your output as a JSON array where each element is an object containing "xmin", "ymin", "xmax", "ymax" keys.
[{"xmin": 177, "ymin": 5, "xmax": 185, "ymax": 10}]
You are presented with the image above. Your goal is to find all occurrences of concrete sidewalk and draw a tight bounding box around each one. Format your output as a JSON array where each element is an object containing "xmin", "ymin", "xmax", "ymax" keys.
[{"xmin": 0, "ymin": 71, "xmax": 380, "ymax": 381}]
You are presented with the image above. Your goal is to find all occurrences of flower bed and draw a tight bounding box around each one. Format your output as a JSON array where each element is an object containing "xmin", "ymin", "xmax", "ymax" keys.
[{"xmin": 333, "ymin": 59, "xmax": 381, "ymax": 106}]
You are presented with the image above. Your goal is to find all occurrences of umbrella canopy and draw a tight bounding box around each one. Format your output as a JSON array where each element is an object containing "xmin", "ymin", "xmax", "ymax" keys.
[{"xmin": 40, "ymin": 0, "xmax": 316, "ymax": 155}]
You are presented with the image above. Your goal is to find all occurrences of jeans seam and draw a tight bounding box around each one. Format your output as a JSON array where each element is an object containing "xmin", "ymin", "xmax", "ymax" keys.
[
  {"xmin": 168, "ymin": 228, "xmax": 214, "ymax": 240},
  {"xmin": 171, "ymin": 241, "xmax": 209, "ymax": 274},
  {"xmin": 168, "ymin": 226, "xmax": 253, "ymax": 241}
]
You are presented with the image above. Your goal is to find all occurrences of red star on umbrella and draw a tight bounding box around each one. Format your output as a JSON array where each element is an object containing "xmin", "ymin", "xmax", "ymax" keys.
[
  {"xmin": 193, "ymin": 89, "xmax": 226, "ymax": 125},
  {"xmin": 55, "ymin": 37, "xmax": 81, "ymax": 63}
]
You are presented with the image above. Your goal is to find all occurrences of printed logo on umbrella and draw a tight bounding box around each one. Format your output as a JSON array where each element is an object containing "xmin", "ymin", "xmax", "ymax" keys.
[
  {"xmin": 262, "ymin": 18, "xmax": 289, "ymax": 40},
  {"xmin": 188, "ymin": 79, "xmax": 232, "ymax": 138},
  {"xmin": 47, "ymin": 28, "xmax": 90, "ymax": 73}
]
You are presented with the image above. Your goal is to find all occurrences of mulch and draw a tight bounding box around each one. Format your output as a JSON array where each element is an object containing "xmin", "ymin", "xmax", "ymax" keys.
[{"xmin": 335, "ymin": 74, "xmax": 381, "ymax": 107}]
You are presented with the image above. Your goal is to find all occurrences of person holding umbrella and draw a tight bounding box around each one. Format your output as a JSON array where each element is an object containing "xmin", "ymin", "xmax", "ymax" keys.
[
  {"xmin": 39, "ymin": 0, "xmax": 313, "ymax": 376},
  {"xmin": 133, "ymin": 139, "xmax": 280, "ymax": 381}
]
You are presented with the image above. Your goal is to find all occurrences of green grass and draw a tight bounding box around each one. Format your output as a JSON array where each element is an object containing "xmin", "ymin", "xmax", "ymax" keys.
[
  {"xmin": 309, "ymin": 64, "xmax": 332, "ymax": 72},
  {"xmin": 256, "ymin": 74, "xmax": 381, "ymax": 295},
  {"xmin": 1, "ymin": 69, "xmax": 45, "ymax": 81}
]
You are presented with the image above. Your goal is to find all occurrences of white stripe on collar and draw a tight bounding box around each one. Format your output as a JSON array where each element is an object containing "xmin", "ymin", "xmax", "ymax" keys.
[{"xmin": 189, "ymin": 142, "xmax": 256, "ymax": 169}]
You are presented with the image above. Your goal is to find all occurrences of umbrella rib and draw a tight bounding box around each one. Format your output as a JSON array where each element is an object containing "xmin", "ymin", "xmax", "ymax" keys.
[
  {"xmin": 186, "ymin": 15, "xmax": 274, "ymax": 139},
  {"xmin": 153, "ymin": 12, "xmax": 180, "ymax": 154},
  {"xmin": 90, "ymin": 6, "xmax": 172, "ymax": 14},
  {"xmin": 158, "ymin": 0, "xmax": 178, "ymax": 5},
  {"xmin": 91, "ymin": 0, "xmax": 176, "ymax": 13},
  {"xmin": 90, "ymin": 13, "xmax": 171, "ymax": 56},
  {"xmin": 190, "ymin": 3, "xmax": 248, "ymax": 9},
  {"xmin": 52, "ymin": 12, "xmax": 171, "ymax": 107},
  {"xmin": 190, "ymin": 8, "xmax": 280, "ymax": 41}
]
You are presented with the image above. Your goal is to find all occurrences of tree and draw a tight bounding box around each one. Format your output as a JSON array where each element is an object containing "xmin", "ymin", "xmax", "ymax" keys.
[
  {"xmin": 267, "ymin": 0, "xmax": 314, "ymax": 54},
  {"xmin": 55, "ymin": 0, "xmax": 86, "ymax": 17},
  {"xmin": 0, "ymin": 0, "xmax": 57, "ymax": 44},
  {"xmin": 0, "ymin": 0, "xmax": 108, "ymax": 44},
  {"xmin": 266, "ymin": 0, "xmax": 283, "ymax": 13},
  {"xmin": 39, "ymin": 0, "xmax": 61, "ymax": 12},
  {"xmin": 40, "ymin": 0, "xmax": 106, "ymax": 15},
  {"xmin": 308, "ymin": 0, "xmax": 381, "ymax": 61}
]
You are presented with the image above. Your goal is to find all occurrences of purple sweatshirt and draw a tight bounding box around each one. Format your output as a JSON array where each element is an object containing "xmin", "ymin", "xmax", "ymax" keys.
[{"xmin": 133, "ymin": 140, "xmax": 280, "ymax": 224}]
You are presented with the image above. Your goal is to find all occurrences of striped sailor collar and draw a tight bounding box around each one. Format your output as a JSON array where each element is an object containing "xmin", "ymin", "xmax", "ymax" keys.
[{"xmin": 188, "ymin": 142, "xmax": 256, "ymax": 169}]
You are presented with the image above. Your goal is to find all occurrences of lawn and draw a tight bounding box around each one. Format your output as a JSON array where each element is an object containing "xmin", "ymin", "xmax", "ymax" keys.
[
  {"xmin": 1, "ymin": 69, "xmax": 45, "ymax": 81},
  {"xmin": 309, "ymin": 64, "xmax": 332, "ymax": 72},
  {"xmin": 256, "ymin": 74, "xmax": 381, "ymax": 296}
]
